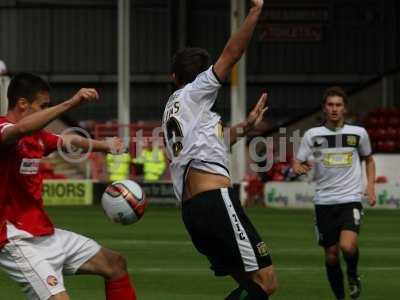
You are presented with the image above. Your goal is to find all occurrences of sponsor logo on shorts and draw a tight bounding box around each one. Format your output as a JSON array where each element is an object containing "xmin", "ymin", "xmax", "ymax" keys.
[
  {"xmin": 46, "ymin": 275, "xmax": 58, "ymax": 287},
  {"xmin": 256, "ymin": 242, "xmax": 270, "ymax": 257},
  {"xmin": 353, "ymin": 208, "xmax": 361, "ymax": 225}
]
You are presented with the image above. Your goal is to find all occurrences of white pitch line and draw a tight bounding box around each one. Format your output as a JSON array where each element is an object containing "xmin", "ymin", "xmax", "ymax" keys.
[
  {"xmin": 128, "ymin": 266, "xmax": 400, "ymax": 274},
  {"xmin": 105, "ymin": 239, "xmax": 400, "ymax": 248},
  {"xmin": 103, "ymin": 239, "xmax": 192, "ymax": 245},
  {"xmin": 272, "ymin": 248, "xmax": 400, "ymax": 254},
  {"xmin": 103, "ymin": 239, "xmax": 400, "ymax": 254}
]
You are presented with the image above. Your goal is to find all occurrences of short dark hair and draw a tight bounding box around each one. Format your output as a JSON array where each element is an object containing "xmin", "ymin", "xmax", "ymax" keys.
[
  {"xmin": 322, "ymin": 86, "xmax": 348, "ymax": 105},
  {"xmin": 171, "ymin": 47, "xmax": 210, "ymax": 86},
  {"xmin": 7, "ymin": 73, "xmax": 50, "ymax": 109}
]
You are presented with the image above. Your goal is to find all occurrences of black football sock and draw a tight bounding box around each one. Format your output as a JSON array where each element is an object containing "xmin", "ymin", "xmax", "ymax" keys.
[
  {"xmin": 325, "ymin": 262, "xmax": 345, "ymax": 299},
  {"xmin": 343, "ymin": 248, "xmax": 359, "ymax": 279}
]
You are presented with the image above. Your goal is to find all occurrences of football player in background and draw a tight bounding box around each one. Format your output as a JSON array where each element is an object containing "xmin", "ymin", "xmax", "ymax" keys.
[
  {"xmin": 0, "ymin": 73, "xmax": 137, "ymax": 300},
  {"xmin": 162, "ymin": 0, "xmax": 278, "ymax": 299},
  {"xmin": 293, "ymin": 86, "xmax": 376, "ymax": 300}
]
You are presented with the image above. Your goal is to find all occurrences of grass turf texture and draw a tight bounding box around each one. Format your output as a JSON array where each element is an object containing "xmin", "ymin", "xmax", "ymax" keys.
[{"xmin": 0, "ymin": 206, "xmax": 398, "ymax": 299}]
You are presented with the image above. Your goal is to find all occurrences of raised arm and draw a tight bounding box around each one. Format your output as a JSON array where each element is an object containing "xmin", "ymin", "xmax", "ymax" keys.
[
  {"xmin": 0, "ymin": 89, "xmax": 98, "ymax": 145},
  {"xmin": 229, "ymin": 93, "xmax": 268, "ymax": 147},
  {"xmin": 213, "ymin": 0, "xmax": 264, "ymax": 81}
]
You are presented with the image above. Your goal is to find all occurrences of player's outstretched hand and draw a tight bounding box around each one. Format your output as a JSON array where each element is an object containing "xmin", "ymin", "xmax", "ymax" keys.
[
  {"xmin": 71, "ymin": 88, "xmax": 99, "ymax": 106},
  {"xmin": 247, "ymin": 93, "xmax": 269, "ymax": 129},
  {"xmin": 365, "ymin": 186, "xmax": 377, "ymax": 207},
  {"xmin": 106, "ymin": 137, "xmax": 126, "ymax": 154},
  {"xmin": 251, "ymin": 0, "xmax": 264, "ymax": 9}
]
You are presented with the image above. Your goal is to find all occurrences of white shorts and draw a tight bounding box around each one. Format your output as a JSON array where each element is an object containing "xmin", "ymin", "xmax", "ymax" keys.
[{"xmin": 0, "ymin": 227, "xmax": 101, "ymax": 300}]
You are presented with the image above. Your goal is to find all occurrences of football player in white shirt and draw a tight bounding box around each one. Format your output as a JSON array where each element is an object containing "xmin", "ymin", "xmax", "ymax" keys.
[
  {"xmin": 162, "ymin": 0, "xmax": 278, "ymax": 299},
  {"xmin": 293, "ymin": 86, "xmax": 376, "ymax": 300}
]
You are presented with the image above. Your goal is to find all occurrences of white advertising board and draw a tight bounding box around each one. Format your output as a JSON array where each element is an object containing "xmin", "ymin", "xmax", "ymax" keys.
[{"xmin": 262, "ymin": 182, "xmax": 400, "ymax": 209}]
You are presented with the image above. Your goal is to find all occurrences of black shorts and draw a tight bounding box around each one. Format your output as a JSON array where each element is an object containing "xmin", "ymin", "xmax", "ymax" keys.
[
  {"xmin": 315, "ymin": 202, "xmax": 363, "ymax": 248},
  {"xmin": 182, "ymin": 188, "xmax": 272, "ymax": 277}
]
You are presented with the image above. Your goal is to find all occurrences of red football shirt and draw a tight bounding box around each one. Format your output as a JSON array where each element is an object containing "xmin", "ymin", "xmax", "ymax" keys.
[
  {"xmin": 0, "ymin": 118, "xmax": 15, "ymax": 248},
  {"xmin": 0, "ymin": 116, "xmax": 62, "ymax": 248}
]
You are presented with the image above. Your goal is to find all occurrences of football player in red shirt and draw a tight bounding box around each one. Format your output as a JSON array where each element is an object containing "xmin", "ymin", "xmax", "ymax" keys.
[{"xmin": 0, "ymin": 73, "xmax": 136, "ymax": 300}]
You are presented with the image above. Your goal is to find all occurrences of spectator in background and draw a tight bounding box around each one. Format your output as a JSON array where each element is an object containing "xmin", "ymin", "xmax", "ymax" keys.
[
  {"xmin": 106, "ymin": 152, "xmax": 132, "ymax": 181},
  {"xmin": 133, "ymin": 139, "xmax": 166, "ymax": 182},
  {"xmin": 0, "ymin": 60, "xmax": 7, "ymax": 75},
  {"xmin": 244, "ymin": 174, "xmax": 265, "ymax": 208},
  {"xmin": 0, "ymin": 61, "xmax": 10, "ymax": 115}
]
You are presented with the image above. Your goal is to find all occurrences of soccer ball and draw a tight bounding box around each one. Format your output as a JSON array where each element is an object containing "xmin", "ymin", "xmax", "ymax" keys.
[{"xmin": 101, "ymin": 180, "xmax": 148, "ymax": 225}]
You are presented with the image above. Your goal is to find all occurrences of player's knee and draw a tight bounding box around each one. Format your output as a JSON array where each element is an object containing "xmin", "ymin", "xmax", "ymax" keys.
[
  {"xmin": 325, "ymin": 250, "xmax": 340, "ymax": 265},
  {"xmin": 253, "ymin": 267, "xmax": 278, "ymax": 295},
  {"xmin": 259, "ymin": 274, "xmax": 278, "ymax": 295},
  {"xmin": 263, "ymin": 278, "xmax": 278, "ymax": 295},
  {"xmin": 103, "ymin": 250, "xmax": 128, "ymax": 279},
  {"xmin": 339, "ymin": 241, "xmax": 357, "ymax": 254},
  {"xmin": 111, "ymin": 252, "xmax": 128, "ymax": 274}
]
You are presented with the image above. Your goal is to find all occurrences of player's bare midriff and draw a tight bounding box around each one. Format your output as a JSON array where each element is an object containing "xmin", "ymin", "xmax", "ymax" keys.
[{"xmin": 183, "ymin": 168, "xmax": 231, "ymax": 201}]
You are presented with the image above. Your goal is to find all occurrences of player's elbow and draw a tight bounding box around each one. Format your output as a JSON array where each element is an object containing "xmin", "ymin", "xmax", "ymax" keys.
[
  {"xmin": 364, "ymin": 155, "xmax": 375, "ymax": 166},
  {"xmin": 108, "ymin": 252, "xmax": 128, "ymax": 279},
  {"xmin": 1, "ymin": 123, "xmax": 30, "ymax": 143}
]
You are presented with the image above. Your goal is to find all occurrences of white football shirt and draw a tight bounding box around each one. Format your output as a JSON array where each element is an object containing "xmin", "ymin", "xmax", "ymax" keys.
[
  {"xmin": 296, "ymin": 124, "xmax": 372, "ymax": 205},
  {"xmin": 162, "ymin": 66, "xmax": 230, "ymax": 201}
]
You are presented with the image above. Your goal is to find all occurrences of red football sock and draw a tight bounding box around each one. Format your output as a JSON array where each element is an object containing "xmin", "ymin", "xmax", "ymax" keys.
[{"xmin": 105, "ymin": 273, "xmax": 137, "ymax": 300}]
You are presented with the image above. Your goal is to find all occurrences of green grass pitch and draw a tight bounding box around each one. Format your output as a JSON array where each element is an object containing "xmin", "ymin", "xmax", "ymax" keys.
[{"xmin": 0, "ymin": 206, "xmax": 398, "ymax": 299}]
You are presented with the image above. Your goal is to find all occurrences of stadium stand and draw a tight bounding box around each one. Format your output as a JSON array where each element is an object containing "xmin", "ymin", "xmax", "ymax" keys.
[{"xmin": 365, "ymin": 107, "xmax": 400, "ymax": 152}]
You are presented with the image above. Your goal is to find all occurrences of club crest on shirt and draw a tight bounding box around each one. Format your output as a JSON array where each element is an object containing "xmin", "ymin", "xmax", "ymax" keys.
[
  {"xmin": 256, "ymin": 242, "xmax": 270, "ymax": 257},
  {"xmin": 346, "ymin": 135, "xmax": 357, "ymax": 147},
  {"xmin": 19, "ymin": 158, "xmax": 40, "ymax": 175},
  {"xmin": 46, "ymin": 275, "xmax": 58, "ymax": 287}
]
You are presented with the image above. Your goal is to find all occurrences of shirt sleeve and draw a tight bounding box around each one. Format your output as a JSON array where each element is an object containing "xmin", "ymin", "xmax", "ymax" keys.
[
  {"xmin": 358, "ymin": 128, "xmax": 372, "ymax": 157},
  {"xmin": 296, "ymin": 130, "xmax": 313, "ymax": 162},
  {"xmin": 185, "ymin": 65, "xmax": 222, "ymax": 109},
  {"xmin": 0, "ymin": 122, "xmax": 15, "ymax": 143},
  {"xmin": 41, "ymin": 130, "xmax": 62, "ymax": 156}
]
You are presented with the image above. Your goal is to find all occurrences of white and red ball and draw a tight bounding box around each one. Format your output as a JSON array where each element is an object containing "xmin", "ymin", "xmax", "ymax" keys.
[{"xmin": 101, "ymin": 180, "xmax": 148, "ymax": 225}]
